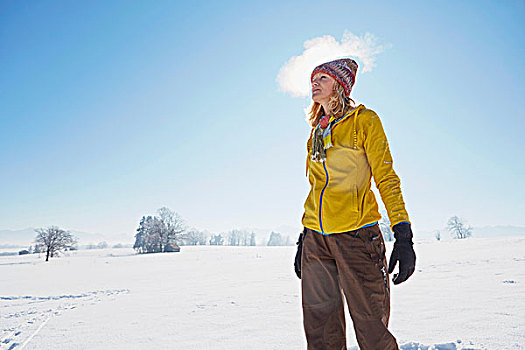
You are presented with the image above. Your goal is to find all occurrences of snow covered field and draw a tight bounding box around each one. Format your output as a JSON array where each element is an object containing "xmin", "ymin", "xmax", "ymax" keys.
[{"xmin": 1, "ymin": 236, "xmax": 524, "ymax": 349}]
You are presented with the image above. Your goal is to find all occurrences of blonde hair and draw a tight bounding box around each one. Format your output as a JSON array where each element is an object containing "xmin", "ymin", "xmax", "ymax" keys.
[{"xmin": 307, "ymin": 82, "xmax": 355, "ymax": 127}]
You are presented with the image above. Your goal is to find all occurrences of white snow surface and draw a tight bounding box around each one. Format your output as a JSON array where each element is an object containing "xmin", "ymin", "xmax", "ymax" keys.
[{"xmin": 1, "ymin": 236, "xmax": 524, "ymax": 349}]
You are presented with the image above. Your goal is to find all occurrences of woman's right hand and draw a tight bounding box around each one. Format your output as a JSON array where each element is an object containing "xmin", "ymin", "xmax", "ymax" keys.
[{"xmin": 294, "ymin": 229, "xmax": 307, "ymax": 279}]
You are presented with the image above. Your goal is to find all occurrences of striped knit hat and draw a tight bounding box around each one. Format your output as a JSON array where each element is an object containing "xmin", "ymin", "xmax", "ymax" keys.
[{"xmin": 311, "ymin": 58, "xmax": 358, "ymax": 97}]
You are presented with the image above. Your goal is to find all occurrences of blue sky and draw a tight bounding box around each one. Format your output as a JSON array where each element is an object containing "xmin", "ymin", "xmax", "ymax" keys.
[{"xmin": 1, "ymin": 0, "xmax": 524, "ymax": 238}]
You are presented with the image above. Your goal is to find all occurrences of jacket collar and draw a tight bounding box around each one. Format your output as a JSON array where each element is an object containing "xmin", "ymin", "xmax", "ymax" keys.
[{"xmin": 332, "ymin": 104, "xmax": 365, "ymax": 126}]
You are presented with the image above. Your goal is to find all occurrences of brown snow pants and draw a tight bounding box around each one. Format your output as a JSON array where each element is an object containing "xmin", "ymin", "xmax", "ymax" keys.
[{"xmin": 301, "ymin": 224, "xmax": 399, "ymax": 350}]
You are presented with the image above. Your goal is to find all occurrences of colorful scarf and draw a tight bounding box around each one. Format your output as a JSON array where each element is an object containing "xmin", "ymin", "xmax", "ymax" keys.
[{"xmin": 311, "ymin": 115, "xmax": 336, "ymax": 162}]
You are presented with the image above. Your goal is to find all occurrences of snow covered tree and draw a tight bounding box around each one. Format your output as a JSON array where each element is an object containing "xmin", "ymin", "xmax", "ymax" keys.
[
  {"xmin": 134, "ymin": 216, "xmax": 151, "ymax": 253},
  {"xmin": 447, "ymin": 216, "xmax": 472, "ymax": 239},
  {"xmin": 267, "ymin": 232, "xmax": 283, "ymax": 246},
  {"xmin": 227, "ymin": 230, "xmax": 241, "ymax": 246},
  {"xmin": 145, "ymin": 230, "xmax": 161, "ymax": 253},
  {"xmin": 157, "ymin": 207, "xmax": 185, "ymax": 251},
  {"xmin": 33, "ymin": 243, "xmax": 44, "ymax": 254},
  {"xmin": 226, "ymin": 229, "xmax": 253, "ymax": 246},
  {"xmin": 209, "ymin": 234, "xmax": 224, "ymax": 245},
  {"xmin": 249, "ymin": 232, "xmax": 256, "ymax": 246},
  {"xmin": 134, "ymin": 216, "xmax": 163, "ymax": 253},
  {"xmin": 97, "ymin": 241, "xmax": 108, "ymax": 249},
  {"xmin": 34, "ymin": 226, "xmax": 77, "ymax": 262},
  {"xmin": 240, "ymin": 230, "xmax": 250, "ymax": 246},
  {"xmin": 184, "ymin": 229, "xmax": 207, "ymax": 245},
  {"xmin": 133, "ymin": 209, "xmax": 186, "ymax": 253},
  {"xmin": 435, "ymin": 230, "xmax": 441, "ymax": 241}
]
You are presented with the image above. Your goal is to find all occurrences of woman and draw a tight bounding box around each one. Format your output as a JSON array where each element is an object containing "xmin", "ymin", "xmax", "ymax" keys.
[{"xmin": 294, "ymin": 58, "xmax": 416, "ymax": 350}]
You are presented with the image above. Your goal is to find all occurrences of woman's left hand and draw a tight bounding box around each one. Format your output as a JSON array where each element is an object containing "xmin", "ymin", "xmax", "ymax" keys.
[{"xmin": 388, "ymin": 222, "xmax": 416, "ymax": 285}]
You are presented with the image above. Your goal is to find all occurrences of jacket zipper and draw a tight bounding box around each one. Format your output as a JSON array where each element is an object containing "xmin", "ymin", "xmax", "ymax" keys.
[
  {"xmin": 318, "ymin": 160, "xmax": 329, "ymax": 234},
  {"xmin": 314, "ymin": 106, "xmax": 362, "ymax": 234}
]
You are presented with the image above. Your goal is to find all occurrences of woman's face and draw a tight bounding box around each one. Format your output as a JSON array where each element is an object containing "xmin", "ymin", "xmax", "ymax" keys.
[{"xmin": 311, "ymin": 73, "xmax": 336, "ymax": 104}]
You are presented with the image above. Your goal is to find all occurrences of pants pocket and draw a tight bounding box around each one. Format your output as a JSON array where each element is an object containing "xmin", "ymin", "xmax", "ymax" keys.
[
  {"xmin": 360, "ymin": 226, "xmax": 390, "ymax": 304},
  {"xmin": 361, "ymin": 226, "xmax": 385, "ymax": 263}
]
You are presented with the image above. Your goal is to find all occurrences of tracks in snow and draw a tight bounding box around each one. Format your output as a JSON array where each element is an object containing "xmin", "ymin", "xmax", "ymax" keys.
[{"xmin": 0, "ymin": 289, "xmax": 129, "ymax": 349}]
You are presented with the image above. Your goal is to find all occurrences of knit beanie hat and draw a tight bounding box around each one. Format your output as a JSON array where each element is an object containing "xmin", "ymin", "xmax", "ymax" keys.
[{"xmin": 311, "ymin": 58, "xmax": 358, "ymax": 97}]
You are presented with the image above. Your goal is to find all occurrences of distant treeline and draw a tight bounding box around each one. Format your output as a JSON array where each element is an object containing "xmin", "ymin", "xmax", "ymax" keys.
[
  {"xmin": 3, "ymin": 211, "xmax": 475, "ymax": 259},
  {"xmin": 132, "ymin": 207, "xmax": 295, "ymax": 254}
]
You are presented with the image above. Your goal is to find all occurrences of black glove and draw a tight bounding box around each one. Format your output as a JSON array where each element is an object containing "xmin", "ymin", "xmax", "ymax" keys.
[
  {"xmin": 388, "ymin": 222, "xmax": 416, "ymax": 285},
  {"xmin": 294, "ymin": 229, "xmax": 306, "ymax": 279}
]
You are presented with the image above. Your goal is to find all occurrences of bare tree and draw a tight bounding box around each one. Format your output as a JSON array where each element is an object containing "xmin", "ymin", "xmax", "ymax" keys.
[
  {"xmin": 227, "ymin": 229, "xmax": 242, "ymax": 246},
  {"xmin": 34, "ymin": 226, "xmax": 77, "ymax": 262},
  {"xmin": 157, "ymin": 207, "xmax": 185, "ymax": 250},
  {"xmin": 447, "ymin": 216, "xmax": 472, "ymax": 239},
  {"xmin": 379, "ymin": 211, "xmax": 394, "ymax": 242},
  {"xmin": 184, "ymin": 229, "xmax": 207, "ymax": 245},
  {"xmin": 240, "ymin": 230, "xmax": 250, "ymax": 246}
]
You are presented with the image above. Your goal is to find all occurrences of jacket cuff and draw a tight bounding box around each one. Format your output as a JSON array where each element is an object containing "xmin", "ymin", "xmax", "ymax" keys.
[{"xmin": 393, "ymin": 222, "xmax": 413, "ymax": 241}]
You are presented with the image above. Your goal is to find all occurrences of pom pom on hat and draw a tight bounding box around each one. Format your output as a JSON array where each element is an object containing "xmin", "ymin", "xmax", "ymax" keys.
[{"xmin": 311, "ymin": 58, "xmax": 358, "ymax": 97}]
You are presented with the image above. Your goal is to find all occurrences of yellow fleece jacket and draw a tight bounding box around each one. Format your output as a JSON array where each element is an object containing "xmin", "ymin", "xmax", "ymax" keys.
[{"xmin": 302, "ymin": 104, "xmax": 410, "ymax": 234}]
